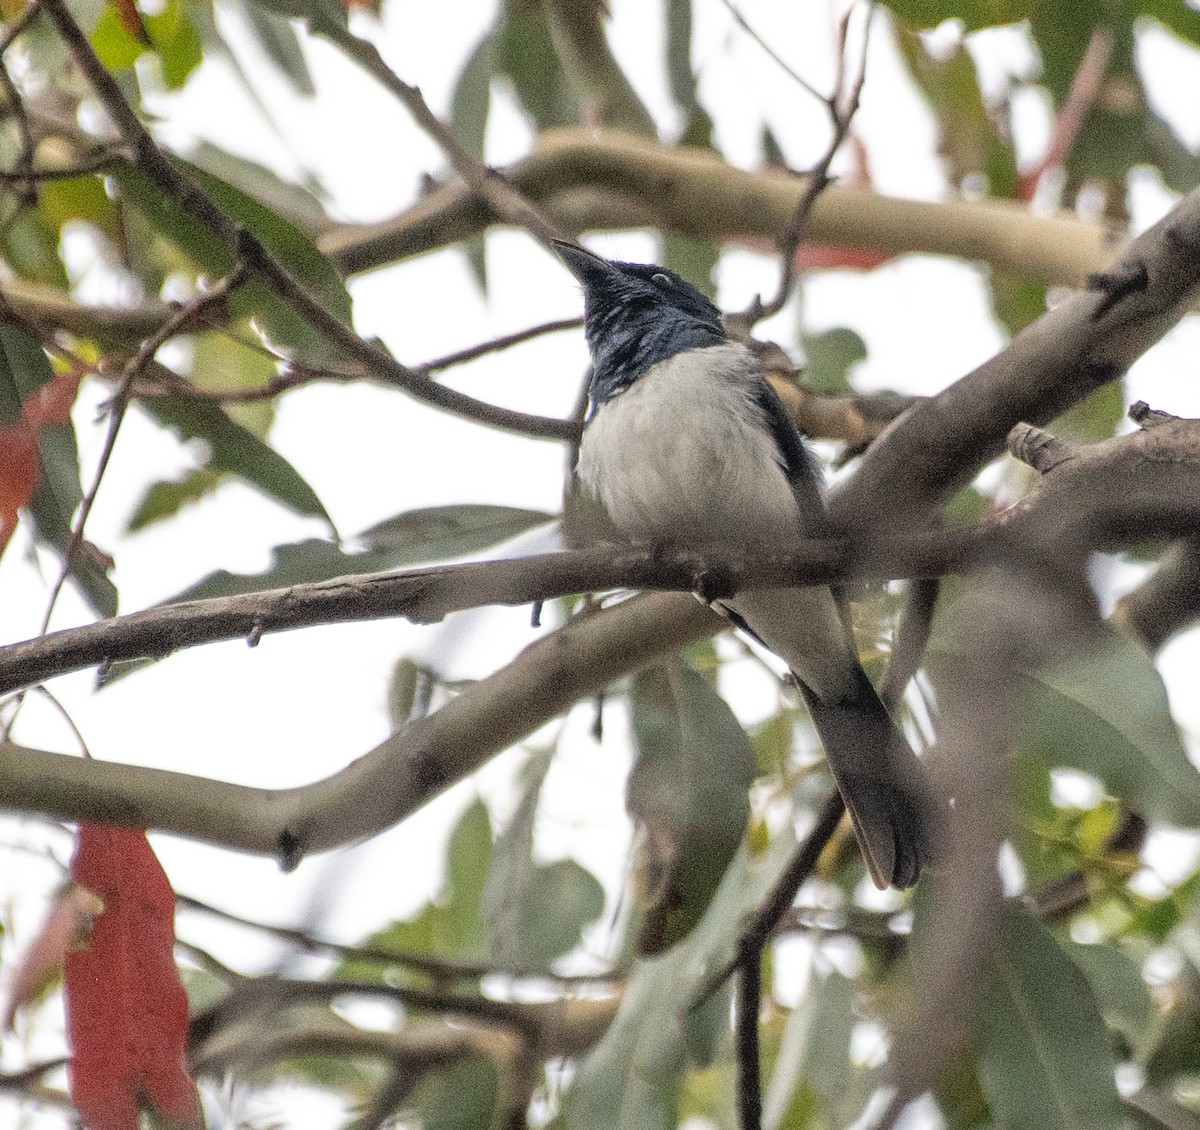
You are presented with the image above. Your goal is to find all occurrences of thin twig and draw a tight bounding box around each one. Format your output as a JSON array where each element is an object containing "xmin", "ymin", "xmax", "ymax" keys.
[
  {"xmin": 131, "ymin": 315, "xmax": 585, "ymax": 407},
  {"xmin": 878, "ymin": 578, "xmax": 940, "ymax": 712},
  {"xmin": 737, "ymin": 956, "xmax": 764, "ymax": 1130},
  {"xmin": 176, "ymin": 892, "xmax": 622, "ymax": 986},
  {"xmin": 35, "ymin": 0, "xmax": 577, "ymax": 443},
  {"xmin": 0, "ymin": 152, "xmax": 116, "ymax": 184},
  {"xmin": 39, "ymin": 271, "xmax": 245, "ymax": 636},
  {"xmin": 330, "ymin": 36, "xmax": 570, "ymax": 250},
  {"xmin": 744, "ymin": 2, "xmax": 875, "ymax": 326},
  {"xmin": 714, "ymin": 0, "xmax": 825, "ymax": 104},
  {"xmin": 692, "ymin": 790, "xmax": 846, "ymax": 1012}
]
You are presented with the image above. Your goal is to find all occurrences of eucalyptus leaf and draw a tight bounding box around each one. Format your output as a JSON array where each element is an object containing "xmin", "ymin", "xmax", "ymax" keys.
[
  {"xmin": 1014, "ymin": 627, "xmax": 1200, "ymax": 827},
  {"xmin": 627, "ymin": 661, "xmax": 757, "ymax": 953},
  {"xmin": 977, "ymin": 906, "xmax": 1124, "ymax": 1130}
]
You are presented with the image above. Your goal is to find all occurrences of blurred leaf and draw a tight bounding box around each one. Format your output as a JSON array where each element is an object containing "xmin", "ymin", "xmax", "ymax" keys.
[
  {"xmin": 123, "ymin": 505, "xmax": 555, "ymax": 612},
  {"xmin": 977, "ymin": 905, "xmax": 1124, "ymax": 1130},
  {"xmin": 482, "ymin": 750, "xmax": 605, "ymax": 969},
  {"xmin": 186, "ymin": 142, "xmax": 329, "ymax": 231},
  {"xmin": 188, "ymin": 330, "xmax": 278, "ymax": 436},
  {"xmin": 801, "ymin": 328, "xmax": 867, "ymax": 394},
  {"xmin": 1013, "ymin": 627, "xmax": 1200, "ymax": 827},
  {"xmin": 358, "ymin": 504, "xmax": 554, "ymax": 562},
  {"xmin": 1053, "ymin": 382, "xmax": 1124, "ymax": 445},
  {"xmin": 627, "ymin": 661, "xmax": 756, "ymax": 953},
  {"xmin": 402, "ymin": 1053, "xmax": 498, "ymax": 1130},
  {"xmin": 127, "ymin": 466, "xmax": 221, "ymax": 532},
  {"xmin": 147, "ymin": 6, "xmax": 203, "ymax": 91},
  {"xmin": 1069, "ymin": 941, "xmax": 1152, "ymax": 1053},
  {"xmin": 339, "ymin": 799, "xmax": 494, "ymax": 978},
  {"xmin": 241, "ymin": 0, "xmax": 347, "ymax": 42},
  {"xmin": 1143, "ymin": 962, "xmax": 1200, "ymax": 1085},
  {"xmin": 750, "ymin": 710, "xmax": 795, "ymax": 779},
  {"xmin": 3, "ymin": 211, "xmax": 70, "ymax": 289},
  {"xmin": 763, "ymin": 969, "xmax": 857, "ymax": 1129},
  {"xmin": 879, "ymin": 0, "xmax": 1034, "ymax": 31},
  {"xmin": 39, "ymin": 175, "xmax": 118, "ymax": 240},
  {"xmin": 110, "ymin": 158, "xmax": 352, "ymax": 364},
  {"xmin": 92, "ymin": 4, "xmax": 146, "ymax": 70},
  {"xmin": 133, "ymin": 397, "xmax": 331, "ymax": 530},
  {"xmin": 237, "ymin": 0, "xmax": 316, "ymax": 97},
  {"xmin": 895, "ymin": 27, "xmax": 1018, "ymax": 197},
  {"xmin": 565, "ymin": 833, "xmax": 797, "ymax": 1129},
  {"xmin": 451, "ymin": 32, "xmax": 495, "ymax": 295},
  {"xmin": 495, "ymin": 1, "xmax": 577, "ymax": 130},
  {"xmin": 989, "ymin": 270, "xmax": 1047, "ymax": 337}
]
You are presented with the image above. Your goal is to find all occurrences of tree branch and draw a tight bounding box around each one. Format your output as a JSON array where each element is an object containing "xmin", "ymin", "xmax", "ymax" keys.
[
  {"xmin": 318, "ymin": 129, "xmax": 1117, "ymax": 288},
  {"xmin": 36, "ymin": 0, "xmax": 577, "ymax": 443}
]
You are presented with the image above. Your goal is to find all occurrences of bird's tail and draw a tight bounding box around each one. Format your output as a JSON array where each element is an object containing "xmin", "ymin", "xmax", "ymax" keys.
[{"xmin": 794, "ymin": 669, "xmax": 936, "ymax": 889}]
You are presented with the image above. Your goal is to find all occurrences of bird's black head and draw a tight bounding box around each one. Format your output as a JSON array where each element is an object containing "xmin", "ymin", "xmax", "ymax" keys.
[{"xmin": 554, "ymin": 240, "xmax": 726, "ymax": 405}]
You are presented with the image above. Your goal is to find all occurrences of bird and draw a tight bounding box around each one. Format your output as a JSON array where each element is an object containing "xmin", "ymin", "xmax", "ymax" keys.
[{"xmin": 554, "ymin": 239, "xmax": 934, "ymax": 889}]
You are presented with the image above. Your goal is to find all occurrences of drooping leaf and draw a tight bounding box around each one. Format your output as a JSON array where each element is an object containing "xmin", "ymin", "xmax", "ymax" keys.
[
  {"xmin": 482, "ymin": 750, "xmax": 605, "ymax": 970},
  {"xmin": 1014, "ymin": 627, "xmax": 1200, "ymax": 827},
  {"xmin": 565, "ymin": 832, "xmax": 798, "ymax": 1130},
  {"xmin": 240, "ymin": 0, "xmax": 348, "ymax": 43},
  {"xmin": 451, "ymin": 31, "xmax": 496, "ymax": 296},
  {"xmin": 495, "ymin": 1, "xmax": 578, "ymax": 131},
  {"xmin": 133, "ymin": 396, "xmax": 331, "ymax": 531},
  {"xmin": 185, "ymin": 141, "xmax": 329, "ymax": 231},
  {"xmin": 626, "ymin": 662, "xmax": 757, "ymax": 954},
  {"xmin": 976, "ymin": 905, "xmax": 1124, "ymax": 1130},
  {"xmin": 1069, "ymin": 941, "xmax": 1153, "ymax": 1053},
  {"xmin": 66, "ymin": 825, "xmax": 202, "ymax": 1130},
  {"xmin": 337, "ymin": 799, "xmax": 495, "ymax": 978},
  {"xmin": 109, "ymin": 158, "xmax": 353, "ymax": 365},
  {"xmin": 763, "ymin": 968, "xmax": 859, "ymax": 1129},
  {"xmin": 236, "ymin": 0, "xmax": 316, "ymax": 97}
]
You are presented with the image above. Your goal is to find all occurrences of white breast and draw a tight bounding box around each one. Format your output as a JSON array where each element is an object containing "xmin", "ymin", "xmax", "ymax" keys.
[
  {"xmin": 577, "ymin": 342, "xmax": 860, "ymax": 699},
  {"xmin": 577, "ymin": 343, "xmax": 803, "ymax": 547}
]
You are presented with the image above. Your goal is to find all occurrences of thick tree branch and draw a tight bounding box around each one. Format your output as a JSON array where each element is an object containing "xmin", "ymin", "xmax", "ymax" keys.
[
  {"xmin": 319, "ymin": 129, "xmax": 1116, "ymax": 286},
  {"xmin": 829, "ymin": 179, "xmax": 1200, "ymax": 534},
  {"xmin": 0, "ymin": 592, "xmax": 718, "ymax": 857},
  {"xmin": 0, "ymin": 533, "xmax": 982, "ymax": 697}
]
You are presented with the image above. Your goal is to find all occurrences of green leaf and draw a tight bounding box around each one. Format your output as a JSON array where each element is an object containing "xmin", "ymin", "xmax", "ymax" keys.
[
  {"xmin": 801, "ymin": 328, "xmax": 867, "ymax": 394},
  {"xmin": 1014, "ymin": 627, "xmax": 1200, "ymax": 827},
  {"xmin": 895, "ymin": 26, "xmax": 1018, "ymax": 197},
  {"xmin": 109, "ymin": 158, "xmax": 353, "ymax": 365},
  {"xmin": 565, "ymin": 832, "xmax": 798, "ymax": 1130},
  {"xmin": 451, "ymin": 32, "xmax": 496, "ymax": 297},
  {"xmin": 1068, "ymin": 941, "xmax": 1152, "ymax": 1053},
  {"xmin": 482, "ymin": 751, "xmax": 605, "ymax": 969},
  {"xmin": 241, "ymin": 0, "xmax": 348, "ymax": 42},
  {"xmin": 763, "ymin": 969, "xmax": 858, "ymax": 1129},
  {"xmin": 127, "ymin": 466, "xmax": 222, "ymax": 532},
  {"xmin": 3, "ymin": 211, "xmax": 70, "ymax": 289},
  {"xmin": 879, "ymin": 0, "xmax": 1035, "ymax": 31},
  {"xmin": 402, "ymin": 1053, "xmax": 499, "ymax": 1130},
  {"xmin": 977, "ymin": 905, "xmax": 1124, "ymax": 1130},
  {"xmin": 1143, "ymin": 964, "xmax": 1200, "ymax": 1085},
  {"xmin": 495, "ymin": 2, "xmax": 577, "ymax": 131},
  {"xmin": 358, "ymin": 504, "xmax": 554, "ymax": 565},
  {"xmin": 91, "ymin": 5, "xmax": 146, "ymax": 71},
  {"xmin": 237, "ymin": 0, "xmax": 316, "ymax": 97},
  {"xmin": 134, "ymin": 397, "xmax": 332, "ymax": 530},
  {"xmin": 186, "ymin": 141, "xmax": 329, "ymax": 231},
  {"xmin": 338, "ymin": 799, "xmax": 494, "ymax": 979},
  {"xmin": 188, "ymin": 329, "xmax": 278, "ymax": 436},
  {"xmin": 627, "ymin": 661, "xmax": 756, "ymax": 953}
]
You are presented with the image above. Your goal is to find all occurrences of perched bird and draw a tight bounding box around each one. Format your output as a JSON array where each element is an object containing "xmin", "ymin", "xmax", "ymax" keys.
[{"xmin": 555, "ymin": 240, "xmax": 933, "ymax": 889}]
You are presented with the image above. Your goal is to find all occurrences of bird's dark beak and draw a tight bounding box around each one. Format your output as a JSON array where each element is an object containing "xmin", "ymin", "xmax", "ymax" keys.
[{"xmin": 552, "ymin": 239, "xmax": 618, "ymax": 290}]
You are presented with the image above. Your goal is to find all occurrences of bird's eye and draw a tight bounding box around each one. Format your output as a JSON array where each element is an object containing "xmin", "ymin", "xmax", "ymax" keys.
[{"xmin": 651, "ymin": 273, "xmax": 671, "ymax": 287}]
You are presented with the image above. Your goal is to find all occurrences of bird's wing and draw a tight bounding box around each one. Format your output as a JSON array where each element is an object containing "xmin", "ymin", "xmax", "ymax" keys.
[{"xmin": 748, "ymin": 376, "xmax": 831, "ymax": 538}]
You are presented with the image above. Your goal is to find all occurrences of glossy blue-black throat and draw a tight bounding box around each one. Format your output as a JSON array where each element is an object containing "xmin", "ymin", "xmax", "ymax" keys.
[{"xmin": 565, "ymin": 251, "xmax": 726, "ymax": 408}]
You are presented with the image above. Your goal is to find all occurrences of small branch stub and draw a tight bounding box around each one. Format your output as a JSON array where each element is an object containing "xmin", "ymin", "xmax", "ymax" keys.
[
  {"xmin": 1007, "ymin": 422, "xmax": 1077, "ymax": 474},
  {"xmin": 1128, "ymin": 400, "xmax": 1179, "ymax": 429}
]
